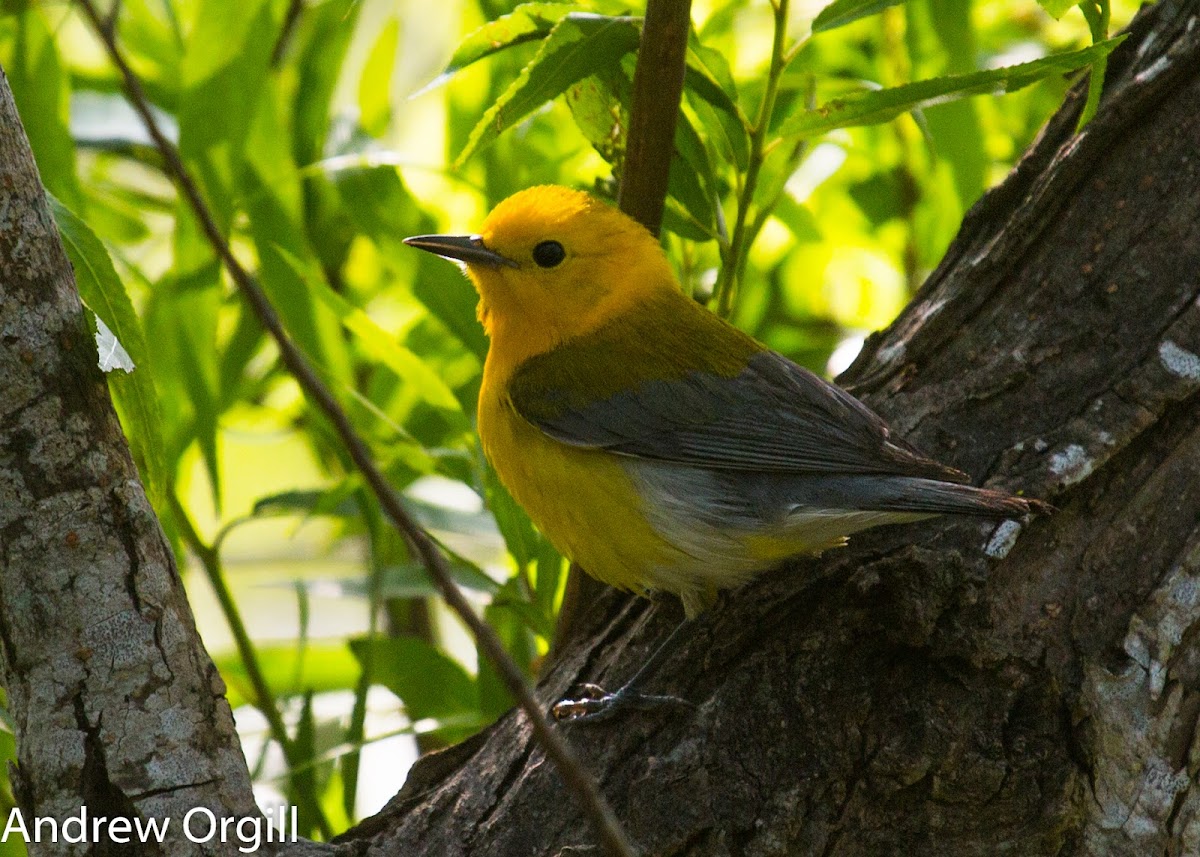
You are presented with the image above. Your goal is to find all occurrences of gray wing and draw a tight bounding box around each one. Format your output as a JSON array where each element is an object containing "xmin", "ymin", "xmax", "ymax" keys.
[{"xmin": 510, "ymin": 349, "xmax": 968, "ymax": 482}]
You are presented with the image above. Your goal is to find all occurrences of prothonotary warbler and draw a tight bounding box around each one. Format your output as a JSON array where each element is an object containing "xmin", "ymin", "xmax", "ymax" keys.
[{"xmin": 406, "ymin": 185, "xmax": 1036, "ymax": 721}]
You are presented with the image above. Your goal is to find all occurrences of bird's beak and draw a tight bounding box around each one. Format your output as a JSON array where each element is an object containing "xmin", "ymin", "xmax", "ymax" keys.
[{"xmin": 403, "ymin": 234, "xmax": 518, "ymax": 269}]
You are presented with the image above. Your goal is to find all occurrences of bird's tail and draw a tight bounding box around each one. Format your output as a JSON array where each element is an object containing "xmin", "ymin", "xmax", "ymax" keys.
[{"xmin": 858, "ymin": 476, "xmax": 1042, "ymax": 518}]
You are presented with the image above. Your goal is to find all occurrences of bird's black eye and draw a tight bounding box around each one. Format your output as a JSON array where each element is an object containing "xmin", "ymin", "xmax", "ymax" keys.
[{"xmin": 532, "ymin": 240, "xmax": 566, "ymax": 268}]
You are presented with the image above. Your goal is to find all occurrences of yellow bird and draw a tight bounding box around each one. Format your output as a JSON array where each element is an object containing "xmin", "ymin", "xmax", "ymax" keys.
[{"xmin": 406, "ymin": 185, "xmax": 1033, "ymax": 719}]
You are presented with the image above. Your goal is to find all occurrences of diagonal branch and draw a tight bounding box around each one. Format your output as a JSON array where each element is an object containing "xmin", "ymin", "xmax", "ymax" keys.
[{"xmin": 71, "ymin": 1, "xmax": 633, "ymax": 855}]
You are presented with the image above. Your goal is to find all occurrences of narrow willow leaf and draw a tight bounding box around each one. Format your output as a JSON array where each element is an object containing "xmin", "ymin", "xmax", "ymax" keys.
[
  {"xmin": 812, "ymin": 0, "xmax": 908, "ymax": 32},
  {"xmin": 776, "ymin": 38, "xmax": 1124, "ymax": 140},
  {"xmin": 455, "ymin": 14, "xmax": 641, "ymax": 167},
  {"xmin": 667, "ymin": 112, "xmax": 718, "ymax": 239},
  {"xmin": 293, "ymin": 0, "xmax": 362, "ymax": 166},
  {"xmin": 444, "ymin": 2, "xmax": 574, "ymax": 74},
  {"xmin": 358, "ymin": 18, "xmax": 400, "ymax": 137},
  {"xmin": 685, "ymin": 42, "xmax": 750, "ymax": 169},
  {"xmin": 215, "ymin": 643, "xmax": 362, "ymax": 709},
  {"xmin": 51, "ymin": 197, "xmax": 168, "ymax": 508},
  {"xmin": 1, "ymin": 7, "xmax": 84, "ymax": 209}
]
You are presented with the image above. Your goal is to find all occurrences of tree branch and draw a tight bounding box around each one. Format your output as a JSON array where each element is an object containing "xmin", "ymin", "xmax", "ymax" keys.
[{"xmin": 617, "ymin": 0, "xmax": 693, "ymax": 235}]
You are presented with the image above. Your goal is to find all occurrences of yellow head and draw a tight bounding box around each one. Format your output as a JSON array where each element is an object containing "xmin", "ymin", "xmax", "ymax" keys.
[{"xmin": 405, "ymin": 186, "xmax": 678, "ymax": 365}]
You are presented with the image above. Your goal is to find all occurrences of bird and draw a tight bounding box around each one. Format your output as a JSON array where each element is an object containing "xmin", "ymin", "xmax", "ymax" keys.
[{"xmin": 405, "ymin": 185, "xmax": 1036, "ymax": 721}]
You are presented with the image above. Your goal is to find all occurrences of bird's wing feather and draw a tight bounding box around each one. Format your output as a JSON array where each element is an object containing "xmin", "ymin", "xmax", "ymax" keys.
[{"xmin": 507, "ymin": 297, "xmax": 967, "ymax": 482}]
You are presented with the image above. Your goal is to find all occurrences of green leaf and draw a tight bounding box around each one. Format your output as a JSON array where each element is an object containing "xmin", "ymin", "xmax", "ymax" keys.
[
  {"xmin": 214, "ymin": 643, "xmax": 361, "ymax": 710},
  {"xmin": 243, "ymin": 88, "xmax": 355, "ymax": 388},
  {"xmin": 905, "ymin": 0, "xmax": 984, "ymax": 209},
  {"xmin": 327, "ymin": 163, "xmax": 489, "ymax": 358},
  {"xmin": 350, "ymin": 637, "xmax": 476, "ymax": 725},
  {"xmin": 50, "ymin": 197, "xmax": 168, "ymax": 509},
  {"xmin": 0, "ymin": 8, "xmax": 83, "ymax": 210},
  {"xmin": 812, "ymin": 0, "xmax": 909, "ymax": 32},
  {"xmin": 1037, "ymin": 0, "xmax": 1077, "ymax": 18},
  {"xmin": 272, "ymin": 245, "xmax": 468, "ymax": 428},
  {"xmin": 776, "ymin": 38, "xmax": 1125, "ymax": 140},
  {"xmin": 178, "ymin": 0, "xmax": 277, "ymax": 227},
  {"xmin": 358, "ymin": 18, "xmax": 399, "ymax": 137},
  {"xmin": 478, "ymin": 579, "xmax": 537, "ymax": 719},
  {"xmin": 533, "ymin": 542, "xmax": 565, "ymax": 631},
  {"xmin": 1076, "ymin": 0, "xmax": 1111, "ymax": 129},
  {"xmin": 455, "ymin": 14, "xmax": 642, "ymax": 167},
  {"xmin": 685, "ymin": 42, "xmax": 750, "ymax": 169},
  {"xmin": 376, "ymin": 560, "xmax": 499, "ymax": 598},
  {"xmin": 149, "ymin": 264, "xmax": 222, "ymax": 506},
  {"xmin": 444, "ymin": 2, "xmax": 574, "ymax": 74},
  {"xmin": 565, "ymin": 74, "xmax": 627, "ymax": 164},
  {"xmin": 483, "ymin": 463, "xmax": 542, "ymax": 569},
  {"xmin": 292, "ymin": 0, "xmax": 363, "ymax": 166},
  {"xmin": 666, "ymin": 112, "xmax": 718, "ymax": 240}
]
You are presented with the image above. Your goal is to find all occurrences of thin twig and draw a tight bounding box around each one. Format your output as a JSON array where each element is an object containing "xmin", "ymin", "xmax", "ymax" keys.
[
  {"xmin": 73, "ymin": 2, "xmax": 634, "ymax": 855},
  {"xmin": 714, "ymin": 0, "xmax": 793, "ymax": 318}
]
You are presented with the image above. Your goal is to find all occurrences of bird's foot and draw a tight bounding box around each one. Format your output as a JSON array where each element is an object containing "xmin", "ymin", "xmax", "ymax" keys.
[{"xmin": 551, "ymin": 682, "xmax": 694, "ymax": 724}]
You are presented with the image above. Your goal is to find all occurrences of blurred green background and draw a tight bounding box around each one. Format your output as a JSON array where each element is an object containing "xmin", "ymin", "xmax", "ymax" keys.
[{"xmin": 0, "ymin": 0, "xmax": 1133, "ymax": 845}]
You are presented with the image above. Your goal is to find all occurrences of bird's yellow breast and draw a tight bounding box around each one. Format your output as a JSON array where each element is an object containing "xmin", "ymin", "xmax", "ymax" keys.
[{"xmin": 478, "ymin": 366, "xmax": 670, "ymax": 596}]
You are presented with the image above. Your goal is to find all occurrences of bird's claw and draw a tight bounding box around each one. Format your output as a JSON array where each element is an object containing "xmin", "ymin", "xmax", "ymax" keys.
[{"xmin": 551, "ymin": 683, "xmax": 694, "ymax": 724}]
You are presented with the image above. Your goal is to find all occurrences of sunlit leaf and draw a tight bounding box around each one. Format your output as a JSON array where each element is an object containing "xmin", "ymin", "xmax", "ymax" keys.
[
  {"xmin": 292, "ymin": 0, "xmax": 362, "ymax": 166},
  {"xmin": 565, "ymin": 74, "xmax": 626, "ymax": 164},
  {"xmin": 273, "ymin": 246, "xmax": 468, "ymax": 427},
  {"xmin": 455, "ymin": 14, "xmax": 641, "ymax": 167},
  {"xmin": 244, "ymin": 89, "xmax": 356, "ymax": 388},
  {"xmin": 1037, "ymin": 0, "xmax": 1077, "ymax": 18},
  {"xmin": 812, "ymin": 0, "xmax": 908, "ymax": 33},
  {"xmin": 685, "ymin": 41, "xmax": 750, "ymax": 169},
  {"xmin": 776, "ymin": 38, "xmax": 1124, "ymax": 140},
  {"xmin": 358, "ymin": 18, "xmax": 399, "ymax": 137},
  {"xmin": 444, "ymin": 2, "xmax": 574, "ymax": 74},
  {"xmin": 328, "ymin": 163, "xmax": 489, "ymax": 359}
]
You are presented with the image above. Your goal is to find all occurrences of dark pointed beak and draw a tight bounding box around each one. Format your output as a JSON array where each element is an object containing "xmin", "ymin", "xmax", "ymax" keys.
[{"xmin": 403, "ymin": 234, "xmax": 518, "ymax": 268}]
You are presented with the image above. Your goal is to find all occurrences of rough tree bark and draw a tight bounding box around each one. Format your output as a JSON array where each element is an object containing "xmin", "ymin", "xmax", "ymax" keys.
[
  {"xmin": 1, "ymin": 0, "xmax": 1198, "ymax": 856},
  {"xmin": 339, "ymin": 1, "xmax": 1200, "ymax": 854}
]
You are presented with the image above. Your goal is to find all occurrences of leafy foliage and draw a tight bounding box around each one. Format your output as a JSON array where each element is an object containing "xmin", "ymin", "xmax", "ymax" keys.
[{"xmin": 0, "ymin": 0, "xmax": 1134, "ymax": 841}]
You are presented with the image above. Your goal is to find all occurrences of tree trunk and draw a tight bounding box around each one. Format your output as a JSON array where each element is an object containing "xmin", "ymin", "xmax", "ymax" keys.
[
  {"xmin": 2, "ymin": 0, "xmax": 1199, "ymax": 855},
  {"xmin": 340, "ymin": 1, "xmax": 1200, "ymax": 854}
]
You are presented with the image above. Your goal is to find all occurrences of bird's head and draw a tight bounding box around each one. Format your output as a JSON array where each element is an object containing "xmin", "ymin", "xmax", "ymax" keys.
[{"xmin": 405, "ymin": 186, "xmax": 676, "ymax": 361}]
